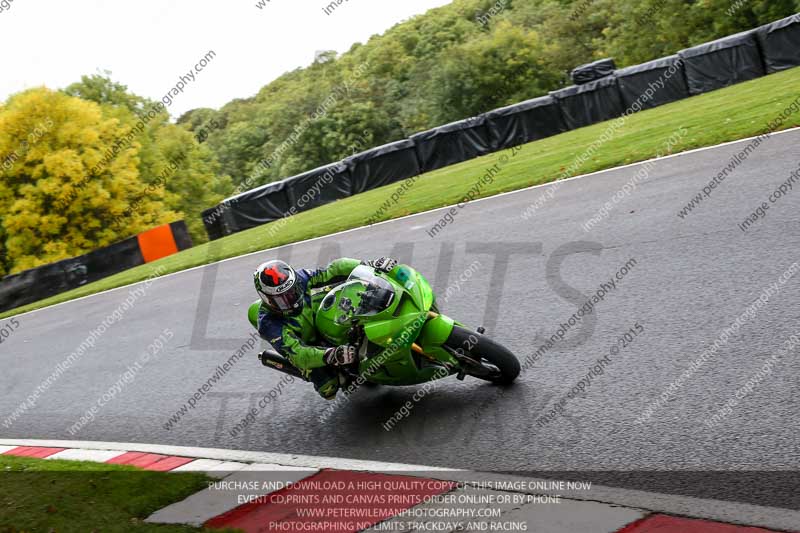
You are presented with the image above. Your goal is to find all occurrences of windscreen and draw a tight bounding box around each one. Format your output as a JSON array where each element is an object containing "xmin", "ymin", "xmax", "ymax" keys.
[{"xmin": 348, "ymin": 265, "xmax": 395, "ymax": 316}]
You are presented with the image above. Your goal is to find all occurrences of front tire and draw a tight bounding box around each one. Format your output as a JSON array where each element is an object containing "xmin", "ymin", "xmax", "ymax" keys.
[{"xmin": 445, "ymin": 326, "xmax": 520, "ymax": 385}]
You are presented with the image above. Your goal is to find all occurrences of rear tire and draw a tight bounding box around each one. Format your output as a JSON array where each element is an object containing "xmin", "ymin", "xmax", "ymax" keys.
[{"xmin": 445, "ymin": 326, "xmax": 520, "ymax": 385}]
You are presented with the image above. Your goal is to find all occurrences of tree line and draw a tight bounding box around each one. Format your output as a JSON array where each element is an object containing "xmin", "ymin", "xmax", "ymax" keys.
[{"xmin": 1, "ymin": 0, "xmax": 797, "ymax": 276}]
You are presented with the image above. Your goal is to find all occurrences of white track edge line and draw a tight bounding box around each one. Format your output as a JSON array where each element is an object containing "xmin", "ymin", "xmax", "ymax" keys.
[
  {"xmin": 7, "ymin": 125, "xmax": 800, "ymax": 321},
  {"xmin": 2, "ymin": 439, "xmax": 800, "ymax": 531}
]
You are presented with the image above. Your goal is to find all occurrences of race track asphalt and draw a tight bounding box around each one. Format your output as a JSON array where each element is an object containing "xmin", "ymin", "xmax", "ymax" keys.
[{"xmin": 2, "ymin": 129, "xmax": 799, "ymax": 512}]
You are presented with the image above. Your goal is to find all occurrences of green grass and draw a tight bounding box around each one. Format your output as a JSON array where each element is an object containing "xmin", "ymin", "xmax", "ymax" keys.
[
  {"xmin": 3, "ymin": 67, "xmax": 799, "ymax": 319},
  {"xmin": 0, "ymin": 455, "xmax": 236, "ymax": 532}
]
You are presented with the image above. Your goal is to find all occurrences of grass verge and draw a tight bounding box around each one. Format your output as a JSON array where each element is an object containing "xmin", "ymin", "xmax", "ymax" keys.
[
  {"xmin": 2, "ymin": 67, "xmax": 799, "ymax": 319},
  {"xmin": 0, "ymin": 455, "xmax": 233, "ymax": 532}
]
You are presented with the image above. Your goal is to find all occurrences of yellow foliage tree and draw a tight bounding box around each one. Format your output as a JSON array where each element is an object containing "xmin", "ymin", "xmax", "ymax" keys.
[
  {"xmin": 66, "ymin": 74, "xmax": 234, "ymax": 245},
  {"xmin": 0, "ymin": 88, "xmax": 178, "ymax": 275}
]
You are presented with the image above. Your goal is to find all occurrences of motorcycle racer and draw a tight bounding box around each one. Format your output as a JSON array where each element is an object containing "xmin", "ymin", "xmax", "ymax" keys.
[{"xmin": 253, "ymin": 256, "xmax": 397, "ymax": 399}]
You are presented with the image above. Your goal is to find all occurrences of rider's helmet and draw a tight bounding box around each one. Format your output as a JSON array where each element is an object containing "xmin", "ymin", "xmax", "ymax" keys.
[{"xmin": 254, "ymin": 260, "xmax": 304, "ymax": 314}]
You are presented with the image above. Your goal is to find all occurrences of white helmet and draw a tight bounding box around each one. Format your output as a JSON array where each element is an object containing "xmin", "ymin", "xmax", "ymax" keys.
[{"xmin": 253, "ymin": 260, "xmax": 303, "ymax": 313}]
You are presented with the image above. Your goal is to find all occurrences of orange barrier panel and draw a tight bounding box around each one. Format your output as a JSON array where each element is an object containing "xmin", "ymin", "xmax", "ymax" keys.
[{"xmin": 137, "ymin": 223, "xmax": 179, "ymax": 263}]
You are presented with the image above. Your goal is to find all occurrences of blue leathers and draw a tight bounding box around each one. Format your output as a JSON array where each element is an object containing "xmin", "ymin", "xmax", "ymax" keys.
[{"xmin": 257, "ymin": 258, "xmax": 361, "ymax": 398}]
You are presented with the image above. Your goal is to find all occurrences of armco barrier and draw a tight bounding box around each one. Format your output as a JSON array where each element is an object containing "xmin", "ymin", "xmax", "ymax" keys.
[
  {"xmin": 200, "ymin": 15, "xmax": 796, "ymax": 241},
  {"xmin": 0, "ymin": 221, "xmax": 192, "ymax": 313}
]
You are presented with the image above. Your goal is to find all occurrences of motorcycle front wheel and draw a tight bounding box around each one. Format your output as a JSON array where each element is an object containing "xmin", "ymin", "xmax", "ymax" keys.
[{"xmin": 445, "ymin": 325, "xmax": 520, "ymax": 385}]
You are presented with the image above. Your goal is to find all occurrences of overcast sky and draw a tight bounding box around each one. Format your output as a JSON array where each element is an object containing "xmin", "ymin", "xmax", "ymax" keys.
[{"xmin": 0, "ymin": 0, "xmax": 452, "ymax": 118}]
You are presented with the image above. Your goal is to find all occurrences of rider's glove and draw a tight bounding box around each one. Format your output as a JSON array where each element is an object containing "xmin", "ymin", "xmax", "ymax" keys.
[
  {"xmin": 368, "ymin": 257, "xmax": 397, "ymax": 273},
  {"xmin": 324, "ymin": 345, "xmax": 357, "ymax": 366}
]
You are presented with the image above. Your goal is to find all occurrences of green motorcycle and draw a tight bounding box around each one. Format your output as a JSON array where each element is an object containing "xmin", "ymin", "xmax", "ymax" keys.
[{"xmin": 247, "ymin": 264, "xmax": 519, "ymax": 389}]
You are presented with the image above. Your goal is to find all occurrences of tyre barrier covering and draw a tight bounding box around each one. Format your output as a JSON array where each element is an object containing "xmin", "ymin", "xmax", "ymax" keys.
[
  {"xmin": 755, "ymin": 14, "xmax": 800, "ymax": 74},
  {"xmin": 485, "ymin": 96, "xmax": 567, "ymax": 151},
  {"xmin": 285, "ymin": 161, "xmax": 353, "ymax": 211},
  {"xmin": 571, "ymin": 57, "xmax": 617, "ymax": 85},
  {"xmin": 410, "ymin": 115, "xmax": 494, "ymax": 174},
  {"xmin": 220, "ymin": 162, "xmax": 352, "ymax": 235},
  {"xmin": 221, "ymin": 177, "xmax": 294, "ymax": 235},
  {"xmin": 345, "ymin": 139, "xmax": 421, "ymax": 194},
  {"xmin": 678, "ymin": 29, "xmax": 765, "ymax": 95},
  {"xmin": 0, "ymin": 221, "xmax": 193, "ymax": 313},
  {"xmin": 200, "ymin": 15, "xmax": 797, "ymax": 241},
  {"xmin": 549, "ymin": 76, "xmax": 626, "ymax": 130},
  {"xmin": 615, "ymin": 55, "xmax": 690, "ymax": 111},
  {"xmin": 201, "ymin": 205, "xmax": 226, "ymax": 241}
]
